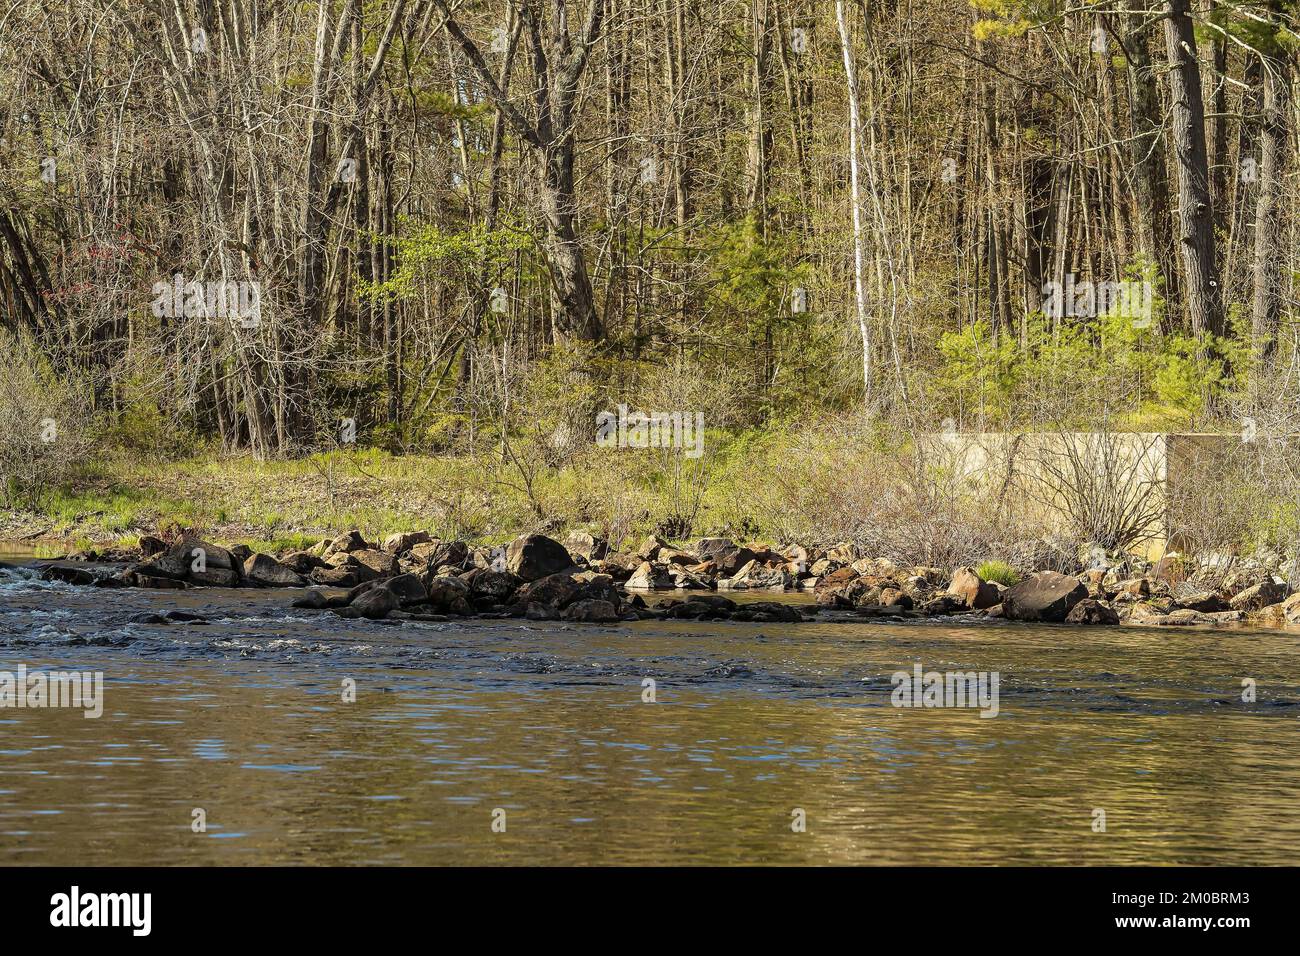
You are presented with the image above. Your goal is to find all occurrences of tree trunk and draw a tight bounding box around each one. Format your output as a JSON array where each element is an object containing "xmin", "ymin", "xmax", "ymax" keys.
[
  {"xmin": 1251, "ymin": 1, "xmax": 1291, "ymax": 367},
  {"xmin": 1162, "ymin": 0, "xmax": 1224, "ymax": 339},
  {"xmin": 836, "ymin": 0, "xmax": 872, "ymax": 406}
]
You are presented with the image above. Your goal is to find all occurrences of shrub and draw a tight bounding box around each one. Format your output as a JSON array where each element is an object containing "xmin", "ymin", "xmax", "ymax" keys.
[
  {"xmin": 0, "ymin": 330, "xmax": 94, "ymax": 506},
  {"xmin": 976, "ymin": 560, "xmax": 1021, "ymax": 586}
]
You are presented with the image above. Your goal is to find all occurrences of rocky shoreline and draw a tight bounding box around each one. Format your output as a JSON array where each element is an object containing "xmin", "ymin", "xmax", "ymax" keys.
[{"xmin": 25, "ymin": 530, "xmax": 1300, "ymax": 629}]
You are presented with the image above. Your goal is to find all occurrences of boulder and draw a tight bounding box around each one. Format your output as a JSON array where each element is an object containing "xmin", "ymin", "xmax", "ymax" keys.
[
  {"xmin": 635, "ymin": 535, "xmax": 669, "ymax": 561},
  {"xmin": 280, "ymin": 551, "xmax": 328, "ymax": 575},
  {"xmin": 138, "ymin": 535, "xmax": 167, "ymax": 557},
  {"xmin": 350, "ymin": 549, "xmax": 400, "ymax": 578},
  {"xmin": 1228, "ymin": 580, "xmax": 1290, "ymax": 612},
  {"xmin": 695, "ymin": 537, "xmax": 735, "ymax": 560},
  {"xmin": 425, "ymin": 575, "xmax": 473, "ymax": 615},
  {"xmin": 39, "ymin": 565, "xmax": 96, "ymax": 586},
  {"xmin": 563, "ymin": 531, "xmax": 609, "ymax": 561},
  {"xmin": 410, "ymin": 539, "xmax": 470, "ymax": 569},
  {"xmin": 659, "ymin": 594, "xmax": 738, "ymax": 619},
  {"xmin": 310, "ymin": 566, "xmax": 360, "ymax": 588},
  {"xmin": 385, "ymin": 573, "xmax": 428, "ymax": 606},
  {"xmin": 243, "ymin": 553, "xmax": 308, "ymax": 588},
  {"xmin": 134, "ymin": 574, "xmax": 188, "ymax": 590},
  {"xmin": 516, "ymin": 572, "xmax": 583, "ymax": 610},
  {"xmin": 326, "ymin": 530, "xmax": 368, "ymax": 555},
  {"xmin": 383, "ymin": 531, "xmax": 431, "ymax": 555},
  {"xmin": 720, "ymin": 559, "xmax": 790, "ymax": 590},
  {"xmin": 1064, "ymin": 598, "xmax": 1120, "ymax": 625},
  {"xmin": 506, "ymin": 534, "xmax": 574, "ymax": 581},
  {"xmin": 348, "ymin": 586, "xmax": 400, "ymax": 619},
  {"xmin": 1171, "ymin": 589, "xmax": 1227, "ymax": 612},
  {"xmin": 731, "ymin": 601, "xmax": 804, "ymax": 622},
  {"xmin": 714, "ymin": 546, "xmax": 759, "ymax": 575},
  {"xmin": 525, "ymin": 602, "xmax": 559, "ymax": 621},
  {"xmin": 626, "ymin": 561, "xmax": 675, "ymax": 590},
  {"xmin": 917, "ymin": 594, "xmax": 967, "ymax": 616},
  {"xmin": 466, "ymin": 568, "xmax": 523, "ymax": 605},
  {"xmin": 1002, "ymin": 571, "xmax": 1088, "ymax": 622},
  {"xmin": 561, "ymin": 599, "xmax": 621, "ymax": 623},
  {"xmin": 657, "ymin": 548, "xmax": 699, "ymax": 566},
  {"xmin": 189, "ymin": 568, "xmax": 240, "ymax": 587},
  {"xmin": 946, "ymin": 566, "xmax": 1000, "ymax": 610}
]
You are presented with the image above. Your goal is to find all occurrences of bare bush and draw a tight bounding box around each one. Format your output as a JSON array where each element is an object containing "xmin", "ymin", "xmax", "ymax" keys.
[{"xmin": 0, "ymin": 331, "xmax": 95, "ymax": 505}]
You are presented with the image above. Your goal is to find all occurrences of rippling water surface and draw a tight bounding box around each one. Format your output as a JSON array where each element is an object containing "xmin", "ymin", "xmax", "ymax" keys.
[{"xmin": 1, "ymin": 552, "xmax": 1298, "ymax": 865}]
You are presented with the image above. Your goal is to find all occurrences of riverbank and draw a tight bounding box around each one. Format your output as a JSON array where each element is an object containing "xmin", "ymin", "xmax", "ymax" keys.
[{"xmin": 18, "ymin": 521, "xmax": 1300, "ymax": 631}]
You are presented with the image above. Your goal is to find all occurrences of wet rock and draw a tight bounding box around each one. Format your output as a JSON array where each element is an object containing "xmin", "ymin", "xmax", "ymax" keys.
[
  {"xmin": 244, "ymin": 553, "xmax": 309, "ymax": 588},
  {"xmin": 658, "ymin": 594, "xmax": 738, "ymax": 619},
  {"xmin": 525, "ymin": 602, "xmax": 559, "ymax": 621},
  {"xmin": 348, "ymin": 585, "xmax": 400, "ymax": 619},
  {"xmin": 1001, "ymin": 571, "xmax": 1088, "ymax": 623},
  {"xmin": 164, "ymin": 610, "xmax": 208, "ymax": 624},
  {"xmin": 917, "ymin": 594, "xmax": 968, "ymax": 616},
  {"xmin": 465, "ymin": 568, "xmax": 523, "ymax": 605},
  {"xmin": 385, "ymin": 573, "xmax": 428, "ymax": 607},
  {"xmin": 310, "ymin": 566, "xmax": 360, "ymax": 588},
  {"xmin": 731, "ymin": 602, "xmax": 804, "ymax": 623},
  {"xmin": 947, "ymin": 567, "xmax": 1000, "ymax": 610},
  {"xmin": 134, "ymin": 574, "xmax": 188, "ymax": 590},
  {"xmin": 506, "ymin": 534, "xmax": 574, "ymax": 581},
  {"xmin": 424, "ymin": 575, "xmax": 473, "ymax": 615},
  {"xmin": 516, "ymin": 572, "xmax": 582, "ymax": 610},
  {"xmin": 1064, "ymin": 598, "xmax": 1120, "ymax": 625},
  {"xmin": 878, "ymin": 587, "xmax": 913, "ymax": 610},
  {"xmin": 129, "ymin": 612, "xmax": 171, "ymax": 625},
  {"xmin": 291, "ymin": 589, "xmax": 330, "ymax": 609},
  {"xmin": 189, "ymin": 568, "xmax": 241, "ymax": 587},
  {"xmin": 138, "ymin": 535, "xmax": 167, "ymax": 557},
  {"xmin": 39, "ymin": 565, "xmax": 96, "ymax": 586},
  {"xmin": 561, "ymin": 599, "xmax": 621, "ymax": 623}
]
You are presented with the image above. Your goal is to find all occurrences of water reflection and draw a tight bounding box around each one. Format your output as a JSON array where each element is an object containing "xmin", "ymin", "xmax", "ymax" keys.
[{"xmin": 1, "ymin": 563, "xmax": 1298, "ymax": 865}]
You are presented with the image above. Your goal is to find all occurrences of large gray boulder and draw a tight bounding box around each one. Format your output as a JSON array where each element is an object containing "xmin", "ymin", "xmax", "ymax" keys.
[
  {"xmin": 243, "ymin": 553, "xmax": 308, "ymax": 588},
  {"xmin": 506, "ymin": 534, "xmax": 574, "ymax": 581},
  {"xmin": 1002, "ymin": 571, "xmax": 1088, "ymax": 622}
]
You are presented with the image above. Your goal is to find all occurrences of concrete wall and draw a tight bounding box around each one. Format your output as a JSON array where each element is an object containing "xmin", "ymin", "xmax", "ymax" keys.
[{"xmin": 929, "ymin": 432, "xmax": 1244, "ymax": 560}]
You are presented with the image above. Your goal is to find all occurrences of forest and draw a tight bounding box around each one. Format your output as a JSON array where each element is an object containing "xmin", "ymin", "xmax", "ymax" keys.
[{"xmin": 1, "ymin": 0, "xmax": 1298, "ymax": 565}]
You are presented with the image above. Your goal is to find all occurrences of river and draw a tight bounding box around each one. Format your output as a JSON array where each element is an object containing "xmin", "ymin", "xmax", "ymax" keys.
[{"xmin": 1, "ymin": 549, "xmax": 1298, "ymax": 865}]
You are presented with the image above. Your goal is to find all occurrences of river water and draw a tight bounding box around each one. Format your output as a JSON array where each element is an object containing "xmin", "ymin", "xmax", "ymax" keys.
[{"xmin": 1, "ymin": 550, "xmax": 1298, "ymax": 865}]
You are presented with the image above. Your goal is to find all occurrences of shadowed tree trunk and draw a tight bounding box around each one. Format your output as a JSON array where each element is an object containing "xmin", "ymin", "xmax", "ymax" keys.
[{"xmin": 1162, "ymin": 0, "xmax": 1224, "ymax": 340}]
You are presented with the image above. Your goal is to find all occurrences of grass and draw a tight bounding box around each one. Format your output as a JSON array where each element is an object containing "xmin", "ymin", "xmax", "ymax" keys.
[{"xmin": 977, "ymin": 560, "xmax": 1022, "ymax": 587}]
